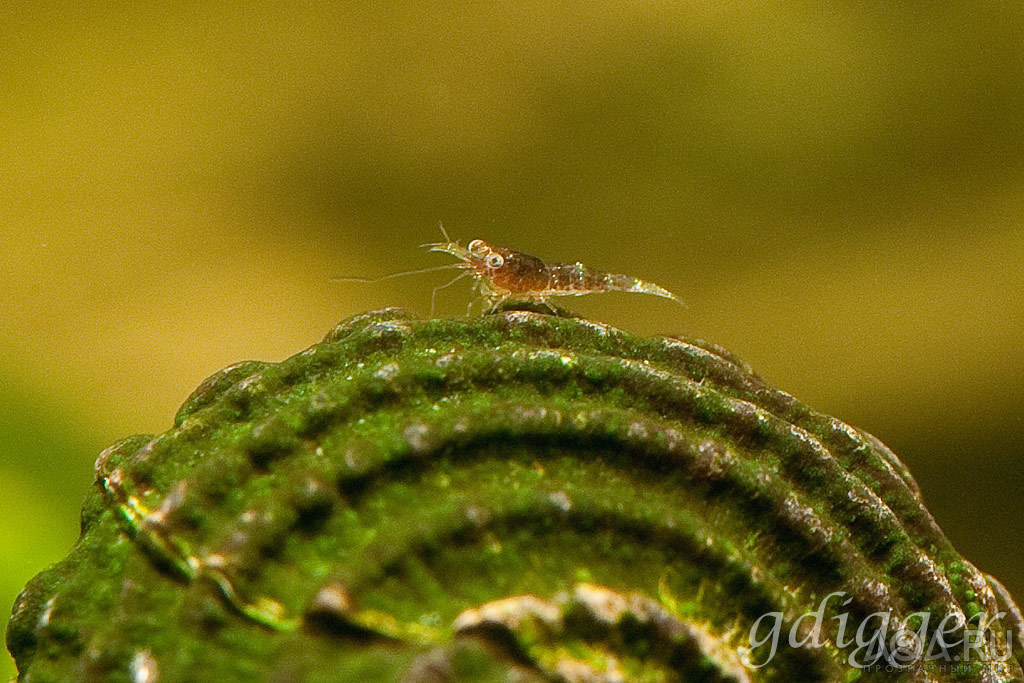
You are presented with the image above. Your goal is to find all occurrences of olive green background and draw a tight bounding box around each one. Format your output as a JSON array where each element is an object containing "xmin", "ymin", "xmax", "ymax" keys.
[{"xmin": 2, "ymin": 3, "xmax": 1022, "ymax": 679}]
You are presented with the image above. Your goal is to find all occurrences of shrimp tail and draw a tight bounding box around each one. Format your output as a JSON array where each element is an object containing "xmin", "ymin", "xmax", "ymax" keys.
[{"xmin": 603, "ymin": 273, "xmax": 684, "ymax": 305}]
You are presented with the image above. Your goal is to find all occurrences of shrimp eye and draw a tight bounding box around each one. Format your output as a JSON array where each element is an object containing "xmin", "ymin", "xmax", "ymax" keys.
[
  {"xmin": 468, "ymin": 239, "xmax": 488, "ymax": 255},
  {"xmin": 486, "ymin": 253, "xmax": 504, "ymax": 269}
]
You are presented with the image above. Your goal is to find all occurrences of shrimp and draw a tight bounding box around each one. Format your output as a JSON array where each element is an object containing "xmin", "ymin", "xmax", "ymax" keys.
[
  {"xmin": 337, "ymin": 225, "xmax": 683, "ymax": 315},
  {"xmin": 425, "ymin": 227, "xmax": 682, "ymax": 314}
]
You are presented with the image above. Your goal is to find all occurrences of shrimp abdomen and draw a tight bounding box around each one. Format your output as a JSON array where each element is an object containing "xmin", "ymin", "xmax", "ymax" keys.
[{"xmin": 546, "ymin": 264, "xmax": 679, "ymax": 302}]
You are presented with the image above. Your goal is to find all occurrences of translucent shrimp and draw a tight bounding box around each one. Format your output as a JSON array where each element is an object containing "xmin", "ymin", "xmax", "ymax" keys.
[
  {"xmin": 337, "ymin": 225, "xmax": 683, "ymax": 315},
  {"xmin": 424, "ymin": 226, "xmax": 682, "ymax": 314}
]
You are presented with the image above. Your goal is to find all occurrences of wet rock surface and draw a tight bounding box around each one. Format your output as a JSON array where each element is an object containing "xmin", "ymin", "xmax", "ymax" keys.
[{"xmin": 8, "ymin": 308, "xmax": 1022, "ymax": 681}]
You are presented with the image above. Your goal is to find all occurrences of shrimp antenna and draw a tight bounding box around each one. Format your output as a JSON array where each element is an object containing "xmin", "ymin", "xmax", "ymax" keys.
[
  {"xmin": 420, "ymin": 221, "xmax": 457, "ymax": 250},
  {"xmin": 332, "ymin": 262, "xmax": 467, "ymax": 284}
]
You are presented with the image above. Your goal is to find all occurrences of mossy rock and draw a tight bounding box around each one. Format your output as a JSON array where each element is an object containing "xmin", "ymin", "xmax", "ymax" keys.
[{"xmin": 7, "ymin": 308, "xmax": 1023, "ymax": 681}]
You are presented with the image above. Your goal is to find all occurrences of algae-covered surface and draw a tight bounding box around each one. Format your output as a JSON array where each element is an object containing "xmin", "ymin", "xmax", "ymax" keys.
[{"xmin": 7, "ymin": 309, "xmax": 1023, "ymax": 681}]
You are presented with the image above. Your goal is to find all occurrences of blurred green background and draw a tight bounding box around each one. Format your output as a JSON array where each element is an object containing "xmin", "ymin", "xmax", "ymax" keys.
[{"xmin": 3, "ymin": 2, "xmax": 1022, "ymax": 678}]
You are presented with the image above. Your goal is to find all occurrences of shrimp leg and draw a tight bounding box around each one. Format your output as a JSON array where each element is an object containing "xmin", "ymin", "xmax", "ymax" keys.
[{"xmin": 430, "ymin": 270, "xmax": 471, "ymax": 317}]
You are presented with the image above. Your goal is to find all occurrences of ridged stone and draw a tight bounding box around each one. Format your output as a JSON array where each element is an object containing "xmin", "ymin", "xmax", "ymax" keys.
[{"xmin": 6, "ymin": 308, "xmax": 1022, "ymax": 682}]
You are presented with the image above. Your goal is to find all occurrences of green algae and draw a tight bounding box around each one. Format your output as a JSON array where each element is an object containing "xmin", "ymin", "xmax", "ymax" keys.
[{"xmin": 7, "ymin": 308, "xmax": 1023, "ymax": 682}]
